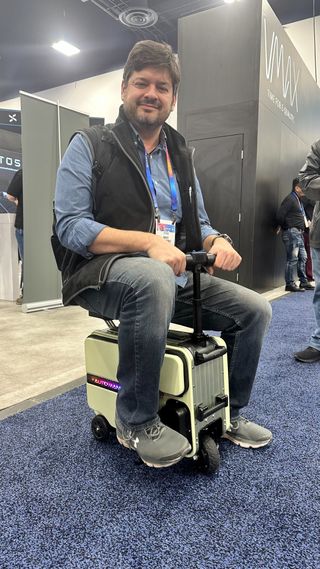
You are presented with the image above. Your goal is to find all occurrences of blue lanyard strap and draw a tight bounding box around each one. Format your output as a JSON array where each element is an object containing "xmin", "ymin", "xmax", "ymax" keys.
[
  {"xmin": 144, "ymin": 144, "xmax": 178, "ymax": 222},
  {"xmin": 164, "ymin": 144, "xmax": 178, "ymax": 222},
  {"xmin": 144, "ymin": 152, "xmax": 159, "ymax": 217}
]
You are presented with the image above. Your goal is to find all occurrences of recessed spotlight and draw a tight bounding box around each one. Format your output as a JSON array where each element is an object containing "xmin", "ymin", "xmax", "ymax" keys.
[{"xmin": 52, "ymin": 40, "xmax": 80, "ymax": 56}]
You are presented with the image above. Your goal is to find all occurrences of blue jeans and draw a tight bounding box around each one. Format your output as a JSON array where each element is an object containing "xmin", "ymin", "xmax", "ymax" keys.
[
  {"xmin": 15, "ymin": 228, "xmax": 23, "ymax": 291},
  {"xmin": 79, "ymin": 257, "xmax": 272, "ymax": 426},
  {"xmin": 310, "ymin": 248, "xmax": 320, "ymax": 350},
  {"xmin": 15, "ymin": 228, "xmax": 24, "ymax": 260},
  {"xmin": 282, "ymin": 228, "xmax": 308, "ymax": 285}
]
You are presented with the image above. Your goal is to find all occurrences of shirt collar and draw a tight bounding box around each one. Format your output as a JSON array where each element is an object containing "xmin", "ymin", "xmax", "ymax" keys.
[{"xmin": 129, "ymin": 122, "xmax": 167, "ymax": 152}]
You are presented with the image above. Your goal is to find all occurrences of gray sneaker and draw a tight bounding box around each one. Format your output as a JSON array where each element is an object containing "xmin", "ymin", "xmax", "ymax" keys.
[
  {"xmin": 222, "ymin": 416, "xmax": 272, "ymax": 449},
  {"xmin": 115, "ymin": 414, "xmax": 191, "ymax": 468}
]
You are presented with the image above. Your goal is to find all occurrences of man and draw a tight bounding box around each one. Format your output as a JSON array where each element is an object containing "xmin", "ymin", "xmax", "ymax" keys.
[
  {"xmin": 55, "ymin": 41, "xmax": 272, "ymax": 468},
  {"xmin": 6, "ymin": 168, "xmax": 23, "ymax": 304},
  {"xmin": 295, "ymin": 142, "xmax": 320, "ymax": 363},
  {"xmin": 277, "ymin": 178, "xmax": 314, "ymax": 292}
]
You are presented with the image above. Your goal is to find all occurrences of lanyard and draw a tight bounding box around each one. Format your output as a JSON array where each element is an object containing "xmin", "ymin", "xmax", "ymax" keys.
[{"xmin": 144, "ymin": 144, "xmax": 178, "ymax": 222}]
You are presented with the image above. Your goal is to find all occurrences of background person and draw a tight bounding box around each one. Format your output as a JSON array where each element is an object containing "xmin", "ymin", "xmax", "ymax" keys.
[
  {"xmin": 301, "ymin": 194, "xmax": 315, "ymax": 282},
  {"xmin": 277, "ymin": 178, "xmax": 314, "ymax": 292},
  {"xmin": 6, "ymin": 168, "xmax": 23, "ymax": 304},
  {"xmin": 295, "ymin": 142, "xmax": 320, "ymax": 363},
  {"xmin": 54, "ymin": 40, "xmax": 272, "ymax": 469}
]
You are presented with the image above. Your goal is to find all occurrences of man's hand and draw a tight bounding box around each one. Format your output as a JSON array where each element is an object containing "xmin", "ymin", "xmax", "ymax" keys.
[
  {"xmin": 146, "ymin": 235, "xmax": 186, "ymax": 275},
  {"xmin": 89, "ymin": 228, "xmax": 186, "ymax": 276},
  {"xmin": 6, "ymin": 193, "xmax": 18, "ymax": 205},
  {"xmin": 207, "ymin": 237, "xmax": 242, "ymax": 275}
]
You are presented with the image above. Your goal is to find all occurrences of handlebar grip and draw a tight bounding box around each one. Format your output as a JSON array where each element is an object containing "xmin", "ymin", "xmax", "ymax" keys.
[{"xmin": 185, "ymin": 251, "xmax": 215, "ymax": 270}]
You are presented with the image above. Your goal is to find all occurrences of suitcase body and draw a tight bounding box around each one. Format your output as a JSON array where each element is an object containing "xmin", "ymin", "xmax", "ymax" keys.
[
  {"xmin": 85, "ymin": 251, "xmax": 230, "ymax": 473},
  {"xmin": 86, "ymin": 325, "xmax": 230, "ymax": 472}
]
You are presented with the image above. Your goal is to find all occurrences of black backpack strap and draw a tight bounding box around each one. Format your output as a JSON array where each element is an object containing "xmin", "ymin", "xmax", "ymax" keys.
[
  {"xmin": 73, "ymin": 125, "xmax": 113, "ymax": 215},
  {"xmin": 51, "ymin": 124, "xmax": 115, "ymax": 274}
]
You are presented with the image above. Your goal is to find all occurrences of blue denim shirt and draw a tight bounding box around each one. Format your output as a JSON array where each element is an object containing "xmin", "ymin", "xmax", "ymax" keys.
[{"xmin": 55, "ymin": 130, "xmax": 219, "ymax": 259}]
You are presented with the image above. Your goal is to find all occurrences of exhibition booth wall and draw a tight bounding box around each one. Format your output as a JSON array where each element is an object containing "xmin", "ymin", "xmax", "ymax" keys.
[
  {"xmin": 20, "ymin": 93, "xmax": 89, "ymax": 311},
  {"xmin": 177, "ymin": 0, "xmax": 320, "ymax": 291},
  {"xmin": 1, "ymin": 0, "xmax": 319, "ymax": 299}
]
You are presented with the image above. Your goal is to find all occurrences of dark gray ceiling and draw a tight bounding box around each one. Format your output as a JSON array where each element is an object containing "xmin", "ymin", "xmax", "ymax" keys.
[{"xmin": 0, "ymin": 0, "xmax": 318, "ymax": 103}]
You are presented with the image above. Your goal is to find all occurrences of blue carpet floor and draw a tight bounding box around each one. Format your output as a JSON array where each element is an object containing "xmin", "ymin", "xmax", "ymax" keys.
[{"xmin": 1, "ymin": 291, "xmax": 320, "ymax": 569}]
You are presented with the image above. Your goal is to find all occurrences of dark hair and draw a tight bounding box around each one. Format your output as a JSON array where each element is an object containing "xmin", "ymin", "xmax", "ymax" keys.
[
  {"xmin": 123, "ymin": 40, "xmax": 181, "ymax": 95},
  {"xmin": 292, "ymin": 178, "xmax": 300, "ymax": 191}
]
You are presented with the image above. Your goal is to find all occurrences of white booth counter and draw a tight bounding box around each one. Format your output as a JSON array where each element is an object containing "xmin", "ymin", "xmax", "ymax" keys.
[{"xmin": 0, "ymin": 213, "xmax": 20, "ymax": 301}]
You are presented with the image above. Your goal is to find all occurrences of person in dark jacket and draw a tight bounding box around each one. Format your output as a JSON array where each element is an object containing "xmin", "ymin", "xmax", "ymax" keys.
[
  {"xmin": 6, "ymin": 168, "xmax": 23, "ymax": 304},
  {"xmin": 55, "ymin": 40, "xmax": 272, "ymax": 468},
  {"xmin": 294, "ymin": 141, "xmax": 320, "ymax": 363},
  {"xmin": 301, "ymin": 195, "xmax": 315, "ymax": 282},
  {"xmin": 277, "ymin": 178, "xmax": 314, "ymax": 292}
]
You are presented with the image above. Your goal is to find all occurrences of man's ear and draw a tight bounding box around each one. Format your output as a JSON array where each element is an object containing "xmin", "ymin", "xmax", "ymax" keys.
[
  {"xmin": 170, "ymin": 94, "xmax": 177, "ymax": 112},
  {"xmin": 121, "ymin": 80, "xmax": 126, "ymax": 101}
]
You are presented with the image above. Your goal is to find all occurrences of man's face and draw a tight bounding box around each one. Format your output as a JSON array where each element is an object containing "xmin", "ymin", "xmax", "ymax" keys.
[
  {"xmin": 295, "ymin": 185, "xmax": 304, "ymax": 197},
  {"xmin": 121, "ymin": 66, "xmax": 176, "ymax": 131}
]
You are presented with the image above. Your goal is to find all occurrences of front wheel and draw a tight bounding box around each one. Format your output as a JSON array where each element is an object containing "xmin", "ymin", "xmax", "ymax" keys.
[
  {"xmin": 91, "ymin": 414, "xmax": 110, "ymax": 442},
  {"xmin": 198, "ymin": 434, "xmax": 220, "ymax": 474}
]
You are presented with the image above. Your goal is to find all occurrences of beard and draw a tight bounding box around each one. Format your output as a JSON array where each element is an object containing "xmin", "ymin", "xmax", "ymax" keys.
[{"xmin": 123, "ymin": 98, "xmax": 171, "ymax": 131}]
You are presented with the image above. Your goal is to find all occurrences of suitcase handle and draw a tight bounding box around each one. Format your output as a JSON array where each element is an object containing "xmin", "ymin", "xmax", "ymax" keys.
[
  {"xmin": 185, "ymin": 251, "xmax": 216, "ymax": 343},
  {"xmin": 194, "ymin": 343, "xmax": 227, "ymax": 364},
  {"xmin": 185, "ymin": 251, "xmax": 215, "ymax": 270}
]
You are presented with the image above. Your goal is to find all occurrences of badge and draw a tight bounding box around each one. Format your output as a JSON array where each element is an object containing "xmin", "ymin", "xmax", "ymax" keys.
[{"xmin": 156, "ymin": 218, "xmax": 176, "ymax": 246}]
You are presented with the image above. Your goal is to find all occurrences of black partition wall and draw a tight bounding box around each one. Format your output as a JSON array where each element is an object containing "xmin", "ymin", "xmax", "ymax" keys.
[{"xmin": 178, "ymin": 0, "xmax": 320, "ymax": 291}]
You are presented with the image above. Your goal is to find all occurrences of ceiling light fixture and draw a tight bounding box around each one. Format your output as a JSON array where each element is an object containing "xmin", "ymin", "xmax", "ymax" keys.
[{"xmin": 52, "ymin": 40, "xmax": 80, "ymax": 56}]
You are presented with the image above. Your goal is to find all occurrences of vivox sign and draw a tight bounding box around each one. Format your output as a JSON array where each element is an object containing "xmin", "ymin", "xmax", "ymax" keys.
[{"xmin": 263, "ymin": 17, "xmax": 300, "ymax": 113}]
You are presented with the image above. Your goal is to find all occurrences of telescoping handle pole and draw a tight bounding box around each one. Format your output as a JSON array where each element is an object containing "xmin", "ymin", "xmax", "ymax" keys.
[{"xmin": 185, "ymin": 251, "xmax": 215, "ymax": 342}]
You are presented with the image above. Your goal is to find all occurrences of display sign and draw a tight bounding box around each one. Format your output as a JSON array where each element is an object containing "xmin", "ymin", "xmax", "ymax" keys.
[
  {"xmin": 0, "ymin": 109, "xmax": 21, "ymax": 134},
  {"xmin": 260, "ymin": 0, "xmax": 320, "ymax": 141},
  {"xmin": 0, "ymin": 148, "xmax": 22, "ymax": 194},
  {"xmin": 262, "ymin": 14, "xmax": 300, "ymax": 123},
  {"xmin": 0, "ymin": 108, "xmax": 22, "ymax": 202}
]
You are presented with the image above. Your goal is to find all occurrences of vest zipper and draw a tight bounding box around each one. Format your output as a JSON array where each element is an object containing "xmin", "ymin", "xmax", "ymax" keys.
[{"xmin": 110, "ymin": 130, "xmax": 155, "ymax": 233}]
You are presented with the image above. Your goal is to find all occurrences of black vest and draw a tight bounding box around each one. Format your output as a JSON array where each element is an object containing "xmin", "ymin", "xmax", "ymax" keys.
[{"xmin": 59, "ymin": 107, "xmax": 202, "ymax": 305}]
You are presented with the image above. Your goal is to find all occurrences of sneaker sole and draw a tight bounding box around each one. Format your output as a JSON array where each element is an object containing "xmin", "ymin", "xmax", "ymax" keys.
[
  {"xmin": 222, "ymin": 433, "xmax": 272, "ymax": 449},
  {"xmin": 117, "ymin": 435, "xmax": 191, "ymax": 468},
  {"xmin": 294, "ymin": 356, "xmax": 320, "ymax": 363}
]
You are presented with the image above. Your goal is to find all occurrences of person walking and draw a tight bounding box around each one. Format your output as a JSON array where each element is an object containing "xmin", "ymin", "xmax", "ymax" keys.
[{"xmin": 295, "ymin": 143, "xmax": 320, "ymax": 363}]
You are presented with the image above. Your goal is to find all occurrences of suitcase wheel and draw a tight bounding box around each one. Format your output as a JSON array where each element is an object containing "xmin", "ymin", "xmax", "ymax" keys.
[
  {"xmin": 91, "ymin": 414, "xmax": 111, "ymax": 442},
  {"xmin": 198, "ymin": 434, "xmax": 220, "ymax": 474}
]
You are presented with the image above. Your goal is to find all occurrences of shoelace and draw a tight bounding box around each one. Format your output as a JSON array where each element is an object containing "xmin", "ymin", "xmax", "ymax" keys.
[
  {"xmin": 231, "ymin": 416, "xmax": 249, "ymax": 430},
  {"xmin": 122, "ymin": 423, "xmax": 164, "ymax": 443},
  {"xmin": 145, "ymin": 423, "xmax": 165, "ymax": 441}
]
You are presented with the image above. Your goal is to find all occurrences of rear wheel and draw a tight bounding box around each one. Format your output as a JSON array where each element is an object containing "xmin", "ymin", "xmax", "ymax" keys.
[{"xmin": 91, "ymin": 414, "xmax": 110, "ymax": 442}]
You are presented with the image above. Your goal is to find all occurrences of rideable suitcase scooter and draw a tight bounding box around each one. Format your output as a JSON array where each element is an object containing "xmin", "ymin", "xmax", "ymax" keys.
[{"xmin": 85, "ymin": 251, "xmax": 230, "ymax": 474}]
